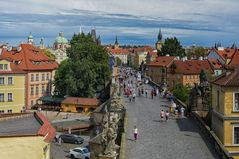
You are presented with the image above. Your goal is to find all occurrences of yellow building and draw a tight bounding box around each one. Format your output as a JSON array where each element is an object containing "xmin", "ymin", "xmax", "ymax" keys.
[
  {"xmin": 61, "ymin": 97, "xmax": 100, "ymax": 113},
  {"xmin": 211, "ymin": 68, "xmax": 239, "ymax": 158},
  {"xmin": 0, "ymin": 112, "xmax": 56, "ymax": 159},
  {"xmin": 0, "ymin": 59, "xmax": 26, "ymax": 113}
]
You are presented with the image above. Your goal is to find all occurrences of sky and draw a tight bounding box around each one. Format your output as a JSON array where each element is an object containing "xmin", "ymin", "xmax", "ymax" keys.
[{"xmin": 0, "ymin": 0, "xmax": 239, "ymax": 47}]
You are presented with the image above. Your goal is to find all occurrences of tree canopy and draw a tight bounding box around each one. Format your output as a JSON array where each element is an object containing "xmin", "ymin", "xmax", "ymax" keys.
[
  {"xmin": 44, "ymin": 49, "xmax": 56, "ymax": 60},
  {"xmin": 186, "ymin": 46, "xmax": 208, "ymax": 59},
  {"xmin": 54, "ymin": 33, "xmax": 111, "ymax": 97},
  {"xmin": 160, "ymin": 37, "xmax": 185, "ymax": 58},
  {"xmin": 172, "ymin": 84, "xmax": 191, "ymax": 104}
]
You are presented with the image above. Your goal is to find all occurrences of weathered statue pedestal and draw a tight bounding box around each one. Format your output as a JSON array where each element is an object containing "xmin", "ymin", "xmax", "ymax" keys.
[{"xmin": 98, "ymin": 151, "xmax": 118, "ymax": 159}]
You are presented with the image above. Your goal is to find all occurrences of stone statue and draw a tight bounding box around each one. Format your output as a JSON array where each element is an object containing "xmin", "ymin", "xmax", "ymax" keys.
[{"xmin": 199, "ymin": 69, "xmax": 207, "ymax": 84}]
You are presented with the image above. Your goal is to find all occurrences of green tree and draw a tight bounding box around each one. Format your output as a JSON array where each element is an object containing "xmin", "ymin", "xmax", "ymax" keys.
[
  {"xmin": 115, "ymin": 57, "xmax": 122, "ymax": 66},
  {"xmin": 44, "ymin": 49, "xmax": 56, "ymax": 60},
  {"xmin": 54, "ymin": 33, "xmax": 111, "ymax": 97},
  {"xmin": 160, "ymin": 37, "xmax": 185, "ymax": 57},
  {"xmin": 172, "ymin": 84, "xmax": 191, "ymax": 104},
  {"xmin": 187, "ymin": 46, "xmax": 207, "ymax": 59}
]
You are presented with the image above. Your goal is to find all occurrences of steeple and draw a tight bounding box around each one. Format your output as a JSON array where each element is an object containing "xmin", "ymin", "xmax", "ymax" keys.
[
  {"xmin": 157, "ymin": 28, "xmax": 162, "ymax": 42},
  {"xmin": 91, "ymin": 27, "xmax": 97, "ymax": 42},
  {"xmin": 114, "ymin": 36, "xmax": 119, "ymax": 49},
  {"xmin": 40, "ymin": 38, "xmax": 45, "ymax": 49},
  {"xmin": 97, "ymin": 35, "xmax": 101, "ymax": 45},
  {"xmin": 28, "ymin": 32, "xmax": 34, "ymax": 45},
  {"xmin": 155, "ymin": 28, "xmax": 163, "ymax": 51}
]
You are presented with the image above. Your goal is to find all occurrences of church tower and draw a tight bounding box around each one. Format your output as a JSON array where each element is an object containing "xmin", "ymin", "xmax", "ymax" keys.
[
  {"xmin": 155, "ymin": 28, "xmax": 163, "ymax": 51},
  {"xmin": 39, "ymin": 38, "xmax": 45, "ymax": 49},
  {"xmin": 114, "ymin": 36, "xmax": 120, "ymax": 49},
  {"xmin": 28, "ymin": 32, "xmax": 34, "ymax": 45}
]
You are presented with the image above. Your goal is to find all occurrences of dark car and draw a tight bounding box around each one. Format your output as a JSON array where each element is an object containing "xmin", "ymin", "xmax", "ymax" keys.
[{"xmin": 59, "ymin": 134, "xmax": 84, "ymax": 144}]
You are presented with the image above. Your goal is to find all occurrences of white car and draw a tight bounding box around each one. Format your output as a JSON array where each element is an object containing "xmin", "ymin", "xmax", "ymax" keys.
[{"xmin": 69, "ymin": 147, "xmax": 90, "ymax": 159}]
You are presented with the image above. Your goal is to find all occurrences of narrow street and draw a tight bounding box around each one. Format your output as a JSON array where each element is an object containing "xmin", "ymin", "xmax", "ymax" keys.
[{"xmin": 124, "ymin": 82, "xmax": 219, "ymax": 159}]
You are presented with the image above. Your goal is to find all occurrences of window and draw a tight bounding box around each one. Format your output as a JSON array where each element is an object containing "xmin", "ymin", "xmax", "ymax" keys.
[
  {"xmin": 42, "ymin": 73, "xmax": 45, "ymax": 81},
  {"xmin": 46, "ymin": 73, "xmax": 49, "ymax": 80},
  {"xmin": 31, "ymin": 86, "xmax": 34, "ymax": 95},
  {"xmin": 234, "ymin": 126, "xmax": 239, "ymax": 144},
  {"xmin": 31, "ymin": 100, "xmax": 34, "ymax": 106},
  {"xmin": 8, "ymin": 93, "xmax": 12, "ymax": 101},
  {"xmin": 4, "ymin": 64, "xmax": 8, "ymax": 70},
  {"xmin": 31, "ymin": 74, "xmax": 34, "ymax": 82},
  {"xmin": 0, "ymin": 110, "xmax": 4, "ymax": 113},
  {"xmin": 0, "ymin": 93, "xmax": 4, "ymax": 102},
  {"xmin": 42, "ymin": 85, "xmax": 45, "ymax": 94},
  {"xmin": 217, "ymin": 90, "xmax": 220, "ymax": 108},
  {"xmin": 36, "ymin": 85, "xmax": 39, "ymax": 95},
  {"xmin": 0, "ymin": 77, "xmax": 4, "ymax": 85},
  {"xmin": 0, "ymin": 64, "xmax": 3, "ymax": 70},
  {"xmin": 234, "ymin": 92, "xmax": 239, "ymax": 111},
  {"xmin": 36, "ymin": 74, "xmax": 39, "ymax": 81},
  {"xmin": 8, "ymin": 77, "xmax": 13, "ymax": 85},
  {"xmin": 7, "ymin": 110, "xmax": 12, "ymax": 113}
]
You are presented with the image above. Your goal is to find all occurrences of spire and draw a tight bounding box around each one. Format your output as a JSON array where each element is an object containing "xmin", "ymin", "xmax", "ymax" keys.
[
  {"xmin": 157, "ymin": 28, "xmax": 162, "ymax": 42},
  {"xmin": 97, "ymin": 35, "xmax": 101, "ymax": 45},
  {"xmin": 40, "ymin": 38, "xmax": 45, "ymax": 49},
  {"xmin": 91, "ymin": 27, "xmax": 97, "ymax": 42},
  {"xmin": 115, "ymin": 36, "xmax": 119, "ymax": 45},
  {"xmin": 79, "ymin": 25, "xmax": 82, "ymax": 34}
]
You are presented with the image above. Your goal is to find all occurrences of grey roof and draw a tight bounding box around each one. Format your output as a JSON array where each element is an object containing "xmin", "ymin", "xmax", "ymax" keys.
[{"xmin": 0, "ymin": 115, "xmax": 41, "ymax": 136}]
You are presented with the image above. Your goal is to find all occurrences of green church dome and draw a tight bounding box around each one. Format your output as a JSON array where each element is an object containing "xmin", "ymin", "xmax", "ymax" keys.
[{"xmin": 55, "ymin": 32, "xmax": 68, "ymax": 44}]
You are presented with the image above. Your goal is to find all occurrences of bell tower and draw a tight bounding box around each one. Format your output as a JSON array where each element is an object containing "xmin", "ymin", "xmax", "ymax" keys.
[{"xmin": 155, "ymin": 28, "xmax": 162, "ymax": 51}]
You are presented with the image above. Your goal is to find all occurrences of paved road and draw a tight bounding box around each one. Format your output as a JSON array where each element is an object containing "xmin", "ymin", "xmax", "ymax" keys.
[{"xmin": 125, "ymin": 83, "xmax": 220, "ymax": 159}]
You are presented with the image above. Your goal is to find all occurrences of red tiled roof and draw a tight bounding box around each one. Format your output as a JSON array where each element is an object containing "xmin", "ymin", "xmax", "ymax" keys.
[
  {"xmin": 212, "ymin": 68, "xmax": 239, "ymax": 87},
  {"xmin": 108, "ymin": 48, "xmax": 129, "ymax": 55},
  {"xmin": 62, "ymin": 97, "xmax": 100, "ymax": 106},
  {"xmin": 133, "ymin": 46, "xmax": 154, "ymax": 53},
  {"xmin": 147, "ymin": 56, "xmax": 176, "ymax": 67},
  {"xmin": 228, "ymin": 50, "xmax": 239, "ymax": 68},
  {"xmin": 35, "ymin": 112, "xmax": 56, "ymax": 143},
  {"xmin": 213, "ymin": 48, "xmax": 237, "ymax": 60},
  {"xmin": 0, "ymin": 44, "xmax": 58, "ymax": 71},
  {"xmin": 208, "ymin": 58, "xmax": 223, "ymax": 69},
  {"xmin": 173, "ymin": 60, "xmax": 214, "ymax": 75},
  {"xmin": 0, "ymin": 59, "xmax": 26, "ymax": 74}
]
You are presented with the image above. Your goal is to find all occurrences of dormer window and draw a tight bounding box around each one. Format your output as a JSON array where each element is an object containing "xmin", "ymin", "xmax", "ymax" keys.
[{"xmin": 0, "ymin": 64, "xmax": 8, "ymax": 70}]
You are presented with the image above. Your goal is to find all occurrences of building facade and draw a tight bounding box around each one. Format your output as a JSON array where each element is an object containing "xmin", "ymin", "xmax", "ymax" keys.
[
  {"xmin": 0, "ymin": 59, "xmax": 26, "ymax": 113},
  {"xmin": 0, "ymin": 112, "xmax": 55, "ymax": 159},
  {"xmin": 211, "ymin": 68, "xmax": 239, "ymax": 159},
  {"xmin": 0, "ymin": 44, "xmax": 58, "ymax": 110}
]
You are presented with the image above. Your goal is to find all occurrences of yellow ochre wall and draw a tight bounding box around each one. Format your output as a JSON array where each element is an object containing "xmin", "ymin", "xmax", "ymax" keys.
[
  {"xmin": 0, "ymin": 136, "xmax": 51, "ymax": 159},
  {"xmin": 212, "ymin": 84, "xmax": 239, "ymax": 159},
  {"xmin": 0, "ymin": 60, "xmax": 25, "ymax": 113}
]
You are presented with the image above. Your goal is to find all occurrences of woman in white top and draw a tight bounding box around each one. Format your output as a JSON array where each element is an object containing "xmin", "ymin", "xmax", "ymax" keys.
[{"xmin": 134, "ymin": 126, "xmax": 138, "ymax": 141}]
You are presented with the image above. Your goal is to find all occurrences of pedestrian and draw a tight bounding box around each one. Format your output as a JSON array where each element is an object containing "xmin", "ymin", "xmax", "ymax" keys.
[
  {"xmin": 145, "ymin": 89, "xmax": 148, "ymax": 98},
  {"xmin": 134, "ymin": 126, "xmax": 138, "ymax": 141},
  {"xmin": 151, "ymin": 89, "xmax": 154, "ymax": 99},
  {"xmin": 160, "ymin": 110, "xmax": 165, "ymax": 122},
  {"xmin": 133, "ymin": 92, "xmax": 136, "ymax": 102},
  {"xmin": 58, "ymin": 137, "xmax": 62, "ymax": 146},
  {"xmin": 156, "ymin": 88, "xmax": 159, "ymax": 96},
  {"xmin": 141, "ymin": 88, "xmax": 144, "ymax": 95},
  {"xmin": 138, "ymin": 88, "xmax": 141, "ymax": 96},
  {"xmin": 165, "ymin": 111, "xmax": 169, "ymax": 121},
  {"xmin": 180, "ymin": 107, "xmax": 185, "ymax": 118}
]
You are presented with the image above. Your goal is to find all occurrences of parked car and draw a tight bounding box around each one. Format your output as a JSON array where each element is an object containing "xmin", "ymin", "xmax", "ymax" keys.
[
  {"xmin": 59, "ymin": 134, "xmax": 84, "ymax": 144},
  {"xmin": 69, "ymin": 147, "xmax": 90, "ymax": 159}
]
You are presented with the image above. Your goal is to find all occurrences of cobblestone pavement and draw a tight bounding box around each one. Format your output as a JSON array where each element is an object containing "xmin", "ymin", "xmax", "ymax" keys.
[{"xmin": 125, "ymin": 83, "xmax": 220, "ymax": 159}]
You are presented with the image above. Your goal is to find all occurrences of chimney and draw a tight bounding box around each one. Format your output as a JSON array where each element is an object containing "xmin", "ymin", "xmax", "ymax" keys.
[
  {"xmin": 199, "ymin": 56, "xmax": 203, "ymax": 60},
  {"xmin": 217, "ymin": 47, "xmax": 224, "ymax": 51},
  {"xmin": 166, "ymin": 54, "xmax": 170, "ymax": 56}
]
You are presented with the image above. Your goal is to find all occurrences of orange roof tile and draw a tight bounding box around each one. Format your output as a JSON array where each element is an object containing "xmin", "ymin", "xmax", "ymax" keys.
[
  {"xmin": 147, "ymin": 56, "xmax": 176, "ymax": 67},
  {"xmin": 228, "ymin": 50, "xmax": 239, "ymax": 68},
  {"xmin": 208, "ymin": 58, "xmax": 223, "ymax": 69},
  {"xmin": 212, "ymin": 68, "xmax": 239, "ymax": 87},
  {"xmin": 214, "ymin": 48, "xmax": 237, "ymax": 60},
  {"xmin": 36, "ymin": 112, "xmax": 56, "ymax": 143},
  {"xmin": 109, "ymin": 48, "xmax": 129, "ymax": 55},
  {"xmin": 0, "ymin": 44, "xmax": 58, "ymax": 71},
  {"xmin": 173, "ymin": 60, "xmax": 214, "ymax": 75},
  {"xmin": 62, "ymin": 97, "xmax": 100, "ymax": 106},
  {"xmin": 133, "ymin": 46, "xmax": 154, "ymax": 53},
  {"xmin": 0, "ymin": 59, "xmax": 26, "ymax": 74}
]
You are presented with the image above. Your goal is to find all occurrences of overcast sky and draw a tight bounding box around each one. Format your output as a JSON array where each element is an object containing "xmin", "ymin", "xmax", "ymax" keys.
[{"xmin": 0, "ymin": 0, "xmax": 239, "ymax": 46}]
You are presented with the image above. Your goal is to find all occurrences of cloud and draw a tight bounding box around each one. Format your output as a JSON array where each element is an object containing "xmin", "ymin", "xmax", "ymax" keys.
[{"xmin": 0, "ymin": 0, "xmax": 239, "ymax": 46}]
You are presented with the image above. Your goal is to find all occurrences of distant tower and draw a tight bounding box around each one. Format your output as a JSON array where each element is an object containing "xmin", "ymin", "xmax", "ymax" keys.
[
  {"xmin": 97, "ymin": 35, "xmax": 101, "ymax": 45},
  {"xmin": 114, "ymin": 36, "xmax": 120, "ymax": 49},
  {"xmin": 91, "ymin": 27, "xmax": 97, "ymax": 43},
  {"xmin": 28, "ymin": 32, "xmax": 34, "ymax": 45},
  {"xmin": 155, "ymin": 28, "xmax": 163, "ymax": 51},
  {"xmin": 39, "ymin": 38, "xmax": 45, "ymax": 49}
]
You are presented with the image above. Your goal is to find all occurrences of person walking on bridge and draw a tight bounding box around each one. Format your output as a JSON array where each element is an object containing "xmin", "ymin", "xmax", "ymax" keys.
[{"xmin": 134, "ymin": 126, "xmax": 138, "ymax": 141}]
